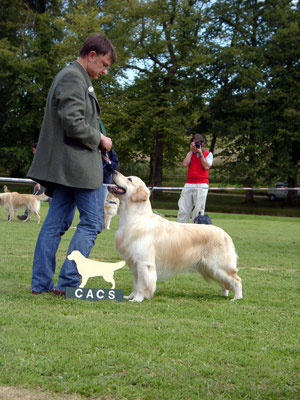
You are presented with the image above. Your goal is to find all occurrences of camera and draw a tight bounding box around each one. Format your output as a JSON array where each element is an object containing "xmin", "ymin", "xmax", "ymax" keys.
[{"xmin": 195, "ymin": 141, "xmax": 203, "ymax": 149}]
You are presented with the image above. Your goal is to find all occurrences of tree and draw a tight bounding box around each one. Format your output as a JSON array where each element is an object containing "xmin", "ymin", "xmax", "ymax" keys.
[
  {"xmin": 197, "ymin": 0, "xmax": 299, "ymax": 201},
  {"xmin": 201, "ymin": 0, "xmax": 269, "ymax": 201},
  {"xmin": 103, "ymin": 0, "xmax": 212, "ymax": 185},
  {"xmin": 0, "ymin": 0, "xmax": 116, "ymax": 176},
  {"xmin": 262, "ymin": 0, "xmax": 300, "ymax": 201},
  {"xmin": 0, "ymin": 0, "xmax": 64, "ymax": 176}
]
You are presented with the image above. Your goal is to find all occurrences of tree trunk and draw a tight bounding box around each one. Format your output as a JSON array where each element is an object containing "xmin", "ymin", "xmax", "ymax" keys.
[
  {"xmin": 149, "ymin": 130, "xmax": 164, "ymax": 187},
  {"xmin": 209, "ymin": 132, "xmax": 217, "ymax": 154},
  {"xmin": 245, "ymin": 176, "xmax": 255, "ymax": 203},
  {"xmin": 287, "ymin": 175, "xmax": 298, "ymax": 204}
]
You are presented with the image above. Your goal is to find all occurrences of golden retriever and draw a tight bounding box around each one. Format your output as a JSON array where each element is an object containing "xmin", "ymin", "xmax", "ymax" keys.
[
  {"xmin": 104, "ymin": 192, "xmax": 119, "ymax": 230},
  {"xmin": 67, "ymin": 250, "xmax": 125, "ymax": 288},
  {"xmin": 0, "ymin": 192, "xmax": 48, "ymax": 223},
  {"xmin": 108, "ymin": 172, "xmax": 242, "ymax": 302}
]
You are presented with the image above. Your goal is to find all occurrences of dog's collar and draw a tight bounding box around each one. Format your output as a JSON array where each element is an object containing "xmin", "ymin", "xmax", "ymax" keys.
[{"xmin": 106, "ymin": 200, "xmax": 117, "ymax": 205}]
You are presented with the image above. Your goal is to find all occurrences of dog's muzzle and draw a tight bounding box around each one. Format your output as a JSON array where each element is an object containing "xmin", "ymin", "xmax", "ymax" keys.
[{"xmin": 108, "ymin": 184, "xmax": 126, "ymax": 195}]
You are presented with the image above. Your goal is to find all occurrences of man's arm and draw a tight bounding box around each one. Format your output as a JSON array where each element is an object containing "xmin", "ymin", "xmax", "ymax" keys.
[
  {"xmin": 182, "ymin": 142, "xmax": 195, "ymax": 166},
  {"xmin": 56, "ymin": 70, "xmax": 106, "ymax": 151},
  {"xmin": 182, "ymin": 151, "xmax": 192, "ymax": 167}
]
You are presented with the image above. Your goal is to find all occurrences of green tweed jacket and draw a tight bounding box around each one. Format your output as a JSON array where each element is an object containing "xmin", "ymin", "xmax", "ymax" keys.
[{"xmin": 27, "ymin": 61, "xmax": 103, "ymax": 196}]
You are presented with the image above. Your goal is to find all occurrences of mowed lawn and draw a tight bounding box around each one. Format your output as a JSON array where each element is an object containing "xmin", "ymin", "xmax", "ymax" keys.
[{"xmin": 0, "ymin": 203, "xmax": 299, "ymax": 400}]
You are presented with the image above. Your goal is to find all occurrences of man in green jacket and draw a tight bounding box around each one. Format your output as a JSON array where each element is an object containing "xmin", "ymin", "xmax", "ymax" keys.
[{"xmin": 27, "ymin": 34, "xmax": 117, "ymax": 295}]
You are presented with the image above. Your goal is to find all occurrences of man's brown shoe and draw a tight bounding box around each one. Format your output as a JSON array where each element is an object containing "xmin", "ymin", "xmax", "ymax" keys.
[
  {"xmin": 52, "ymin": 289, "xmax": 66, "ymax": 297},
  {"xmin": 17, "ymin": 215, "xmax": 27, "ymax": 221}
]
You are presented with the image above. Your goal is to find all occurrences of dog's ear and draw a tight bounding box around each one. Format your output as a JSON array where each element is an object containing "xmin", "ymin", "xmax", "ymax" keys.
[{"xmin": 130, "ymin": 186, "xmax": 149, "ymax": 202}]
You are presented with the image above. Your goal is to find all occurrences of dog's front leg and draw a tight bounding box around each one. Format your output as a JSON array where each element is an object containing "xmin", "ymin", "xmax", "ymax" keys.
[
  {"xmin": 79, "ymin": 276, "xmax": 89, "ymax": 288},
  {"xmin": 124, "ymin": 263, "xmax": 138, "ymax": 300},
  {"xmin": 129, "ymin": 262, "xmax": 157, "ymax": 302}
]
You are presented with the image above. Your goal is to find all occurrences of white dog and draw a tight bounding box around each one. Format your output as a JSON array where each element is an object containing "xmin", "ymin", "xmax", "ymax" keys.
[
  {"xmin": 104, "ymin": 192, "xmax": 120, "ymax": 229},
  {"xmin": 67, "ymin": 250, "xmax": 126, "ymax": 288},
  {"xmin": 0, "ymin": 192, "xmax": 48, "ymax": 223},
  {"xmin": 108, "ymin": 172, "xmax": 242, "ymax": 302}
]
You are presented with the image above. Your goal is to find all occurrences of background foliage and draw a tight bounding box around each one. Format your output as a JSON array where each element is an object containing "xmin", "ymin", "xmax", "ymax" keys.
[{"xmin": 0, "ymin": 0, "xmax": 299, "ymax": 192}]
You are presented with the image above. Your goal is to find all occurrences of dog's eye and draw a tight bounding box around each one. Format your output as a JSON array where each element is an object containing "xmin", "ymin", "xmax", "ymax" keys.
[{"xmin": 128, "ymin": 178, "xmax": 132, "ymax": 182}]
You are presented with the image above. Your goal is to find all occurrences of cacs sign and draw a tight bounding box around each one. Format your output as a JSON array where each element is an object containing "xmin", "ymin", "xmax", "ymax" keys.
[{"xmin": 66, "ymin": 287, "xmax": 124, "ymax": 302}]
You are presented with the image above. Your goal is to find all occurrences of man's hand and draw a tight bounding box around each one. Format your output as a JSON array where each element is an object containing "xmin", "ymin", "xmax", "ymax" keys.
[
  {"xmin": 100, "ymin": 135, "xmax": 112, "ymax": 152},
  {"xmin": 196, "ymin": 146, "xmax": 203, "ymax": 157}
]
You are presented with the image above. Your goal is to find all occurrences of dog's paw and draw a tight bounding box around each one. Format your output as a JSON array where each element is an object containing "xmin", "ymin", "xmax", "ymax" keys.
[
  {"xmin": 129, "ymin": 298, "xmax": 144, "ymax": 303},
  {"xmin": 231, "ymin": 295, "xmax": 243, "ymax": 302},
  {"xmin": 128, "ymin": 294, "xmax": 144, "ymax": 302},
  {"xmin": 221, "ymin": 289, "xmax": 229, "ymax": 297}
]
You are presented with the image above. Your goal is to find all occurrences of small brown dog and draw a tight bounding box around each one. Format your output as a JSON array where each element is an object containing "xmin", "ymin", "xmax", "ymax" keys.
[
  {"xmin": 0, "ymin": 192, "xmax": 48, "ymax": 223},
  {"xmin": 3, "ymin": 185, "xmax": 11, "ymax": 193},
  {"xmin": 104, "ymin": 192, "xmax": 119, "ymax": 230}
]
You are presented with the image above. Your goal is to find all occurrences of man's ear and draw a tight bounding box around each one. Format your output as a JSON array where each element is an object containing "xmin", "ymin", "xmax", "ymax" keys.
[{"xmin": 130, "ymin": 187, "xmax": 149, "ymax": 202}]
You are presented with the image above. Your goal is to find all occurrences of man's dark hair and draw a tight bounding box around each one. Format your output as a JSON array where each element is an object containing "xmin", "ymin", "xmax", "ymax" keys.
[
  {"xmin": 33, "ymin": 142, "xmax": 38, "ymax": 148},
  {"xmin": 79, "ymin": 34, "xmax": 117, "ymax": 63}
]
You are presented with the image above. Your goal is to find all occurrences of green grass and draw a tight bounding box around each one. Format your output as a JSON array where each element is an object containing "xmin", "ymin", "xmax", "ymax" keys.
[{"xmin": 0, "ymin": 204, "xmax": 299, "ymax": 399}]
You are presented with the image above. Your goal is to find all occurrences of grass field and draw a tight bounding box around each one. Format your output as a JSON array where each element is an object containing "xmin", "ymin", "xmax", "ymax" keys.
[{"xmin": 0, "ymin": 203, "xmax": 299, "ymax": 400}]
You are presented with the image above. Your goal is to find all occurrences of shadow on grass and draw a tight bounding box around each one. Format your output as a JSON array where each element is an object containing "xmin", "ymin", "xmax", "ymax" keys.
[{"xmin": 155, "ymin": 288, "xmax": 230, "ymax": 302}]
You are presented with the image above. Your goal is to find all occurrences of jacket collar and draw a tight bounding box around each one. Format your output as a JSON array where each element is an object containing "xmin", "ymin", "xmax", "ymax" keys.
[
  {"xmin": 72, "ymin": 60, "xmax": 93, "ymax": 88},
  {"xmin": 72, "ymin": 60, "xmax": 99, "ymax": 108}
]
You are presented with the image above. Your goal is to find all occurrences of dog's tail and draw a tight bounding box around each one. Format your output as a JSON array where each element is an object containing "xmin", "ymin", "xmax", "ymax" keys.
[
  {"xmin": 113, "ymin": 261, "xmax": 126, "ymax": 271},
  {"xmin": 35, "ymin": 193, "xmax": 49, "ymax": 202}
]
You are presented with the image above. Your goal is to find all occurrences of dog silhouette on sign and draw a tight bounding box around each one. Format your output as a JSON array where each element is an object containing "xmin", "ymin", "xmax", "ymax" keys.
[{"xmin": 67, "ymin": 250, "xmax": 126, "ymax": 289}]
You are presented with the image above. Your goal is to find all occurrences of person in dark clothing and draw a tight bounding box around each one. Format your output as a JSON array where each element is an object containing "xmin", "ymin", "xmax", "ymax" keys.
[{"xmin": 102, "ymin": 149, "xmax": 119, "ymax": 201}]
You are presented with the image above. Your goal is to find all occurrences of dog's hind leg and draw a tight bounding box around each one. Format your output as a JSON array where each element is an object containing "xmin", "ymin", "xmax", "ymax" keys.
[
  {"xmin": 32, "ymin": 211, "xmax": 40, "ymax": 224},
  {"xmin": 214, "ymin": 269, "xmax": 242, "ymax": 301},
  {"xmin": 102, "ymin": 273, "xmax": 116, "ymax": 289},
  {"xmin": 231, "ymin": 272, "xmax": 242, "ymax": 301},
  {"xmin": 23, "ymin": 209, "xmax": 32, "ymax": 222},
  {"xmin": 221, "ymin": 287, "xmax": 229, "ymax": 298},
  {"xmin": 8, "ymin": 208, "xmax": 14, "ymax": 221}
]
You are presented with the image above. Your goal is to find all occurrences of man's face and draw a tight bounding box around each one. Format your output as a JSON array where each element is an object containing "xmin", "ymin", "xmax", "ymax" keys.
[{"xmin": 86, "ymin": 52, "xmax": 112, "ymax": 79}]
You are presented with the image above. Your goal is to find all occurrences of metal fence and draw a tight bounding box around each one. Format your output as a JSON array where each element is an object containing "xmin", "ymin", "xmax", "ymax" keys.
[{"xmin": 1, "ymin": 177, "xmax": 299, "ymax": 192}]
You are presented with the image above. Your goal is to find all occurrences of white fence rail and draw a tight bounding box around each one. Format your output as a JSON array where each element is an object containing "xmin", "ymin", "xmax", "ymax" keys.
[{"xmin": 0, "ymin": 177, "xmax": 299, "ymax": 191}]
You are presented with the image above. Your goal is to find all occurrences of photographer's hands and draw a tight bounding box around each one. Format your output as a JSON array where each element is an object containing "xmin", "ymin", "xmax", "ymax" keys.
[
  {"xmin": 190, "ymin": 142, "xmax": 196, "ymax": 152},
  {"xmin": 186, "ymin": 141, "xmax": 210, "ymax": 170}
]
